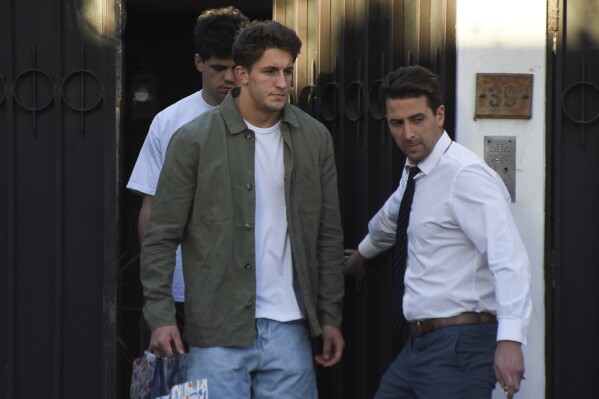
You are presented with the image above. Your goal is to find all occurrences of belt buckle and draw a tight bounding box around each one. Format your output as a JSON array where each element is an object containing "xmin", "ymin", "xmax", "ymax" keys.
[{"xmin": 414, "ymin": 320, "xmax": 424, "ymax": 336}]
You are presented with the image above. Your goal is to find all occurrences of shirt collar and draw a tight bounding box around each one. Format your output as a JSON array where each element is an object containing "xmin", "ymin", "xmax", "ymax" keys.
[
  {"xmin": 220, "ymin": 87, "xmax": 300, "ymax": 135},
  {"xmin": 405, "ymin": 131, "xmax": 451, "ymax": 176}
]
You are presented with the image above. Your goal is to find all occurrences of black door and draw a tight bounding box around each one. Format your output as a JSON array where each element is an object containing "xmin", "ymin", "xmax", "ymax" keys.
[
  {"xmin": 548, "ymin": 0, "xmax": 599, "ymax": 397},
  {"xmin": 0, "ymin": 0, "xmax": 119, "ymax": 397}
]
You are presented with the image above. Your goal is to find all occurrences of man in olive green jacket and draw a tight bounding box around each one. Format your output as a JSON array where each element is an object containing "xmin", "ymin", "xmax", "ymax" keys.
[{"xmin": 141, "ymin": 20, "xmax": 345, "ymax": 397}]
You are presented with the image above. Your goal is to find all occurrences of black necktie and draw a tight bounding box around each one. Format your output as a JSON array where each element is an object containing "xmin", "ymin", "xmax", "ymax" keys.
[{"xmin": 390, "ymin": 166, "xmax": 420, "ymax": 330}]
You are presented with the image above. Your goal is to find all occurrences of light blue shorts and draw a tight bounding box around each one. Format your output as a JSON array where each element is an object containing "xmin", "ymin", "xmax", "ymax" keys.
[{"xmin": 187, "ymin": 318, "xmax": 317, "ymax": 398}]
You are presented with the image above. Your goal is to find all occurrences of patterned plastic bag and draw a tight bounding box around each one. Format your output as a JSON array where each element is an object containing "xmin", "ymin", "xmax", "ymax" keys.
[
  {"xmin": 130, "ymin": 351, "xmax": 189, "ymax": 399},
  {"xmin": 157, "ymin": 379, "xmax": 208, "ymax": 399}
]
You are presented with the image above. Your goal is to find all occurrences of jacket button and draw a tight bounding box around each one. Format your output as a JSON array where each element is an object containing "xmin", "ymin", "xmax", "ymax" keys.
[
  {"xmin": 245, "ymin": 133, "xmax": 252, "ymax": 140},
  {"xmin": 245, "ymin": 301, "xmax": 253, "ymax": 309},
  {"xmin": 244, "ymin": 263, "xmax": 252, "ymax": 270},
  {"xmin": 244, "ymin": 223, "xmax": 252, "ymax": 230},
  {"xmin": 246, "ymin": 183, "xmax": 253, "ymax": 191}
]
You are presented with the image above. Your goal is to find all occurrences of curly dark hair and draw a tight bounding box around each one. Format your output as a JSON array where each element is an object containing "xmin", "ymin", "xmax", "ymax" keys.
[
  {"xmin": 193, "ymin": 6, "xmax": 249, "ymax": 60},
  {"xmin": 380, "ymin": 66, "xmax": 444, "ymax": 114},
  {"xmin": 232, "ymin": 20, "xmax": 302, "ymax": 70}
]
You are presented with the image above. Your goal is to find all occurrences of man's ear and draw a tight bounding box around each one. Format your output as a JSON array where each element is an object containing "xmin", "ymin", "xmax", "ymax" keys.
[
  {"xmin": 436, "ymin": 104, "xmax": 445, "ymax": 129},
  {"xmin": 194, "ymin": 54, "xmax": 203, "ymax": 73},
  {"xmin": 235, "ymin": 65, "xmax": 248, "ymax": 85}
]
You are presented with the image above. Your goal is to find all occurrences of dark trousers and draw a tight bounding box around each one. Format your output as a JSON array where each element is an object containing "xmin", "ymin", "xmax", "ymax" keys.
[
  {"xmin": 375, "ymin": 322, "xmax": 497, "ymax": 399},
  {"xmin": 139, "ymin": 301, "xmax": 187, "ymax": 355}
]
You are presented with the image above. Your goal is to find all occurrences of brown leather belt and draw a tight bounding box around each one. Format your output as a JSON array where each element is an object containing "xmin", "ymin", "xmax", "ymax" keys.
[{"xmin": 408, "ymin": 312, "xmax": 496, "ymax": 337}]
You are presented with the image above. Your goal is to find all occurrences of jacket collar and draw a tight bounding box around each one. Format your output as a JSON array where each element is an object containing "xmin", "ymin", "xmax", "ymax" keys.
[{"xmin": 220, "ymin": 87, "xmax": 301, "ymax": 135}]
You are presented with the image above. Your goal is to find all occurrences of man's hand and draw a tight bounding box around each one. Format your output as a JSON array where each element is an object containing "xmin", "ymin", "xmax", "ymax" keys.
[
  {"xmin": 494, "ymin": 340, "xmax": 525, "ymax": 398},
  {"xmin": 149, "ymin": 324, "xmax": 186, "ymax": 357},
  {"xmin": 314, "ymin": 325, "xmax": 345, "ymax": 367},
  {"xmin": 344, "ymin": 249, "xmax": 367, "ymax": 290}
]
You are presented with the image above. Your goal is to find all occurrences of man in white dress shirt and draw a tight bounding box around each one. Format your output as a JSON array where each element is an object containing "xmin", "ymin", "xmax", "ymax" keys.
[
  {"xmin": 345, "ymin": 65, "xmax": 531, "ymax": 399},
  {"xmin": 127, "ymin": 6, "xmax": 248, "ymax": 352}
]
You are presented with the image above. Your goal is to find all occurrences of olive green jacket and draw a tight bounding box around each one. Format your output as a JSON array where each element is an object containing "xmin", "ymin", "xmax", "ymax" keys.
[{"xmin": 141, "ymin": 88, "xmax": 344, "ymax": 347}]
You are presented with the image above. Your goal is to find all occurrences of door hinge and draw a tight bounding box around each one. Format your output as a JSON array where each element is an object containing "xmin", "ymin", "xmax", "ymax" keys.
[
  {"xmin": 547, "ymin": 249, "xmax": 558, "ymax": 289},
  {"xmin": 548, "ymin": 0, "xmax": 559, "ymax": 54}
]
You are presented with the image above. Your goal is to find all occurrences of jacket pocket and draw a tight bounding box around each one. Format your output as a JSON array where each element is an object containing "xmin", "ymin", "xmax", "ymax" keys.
[
  {"xmin": 297, "ymin": 166, "xmax": 322, "ymax": 215},
  {"xmin": 195, "ymin": 173, "xmax": 232, "ymax": 223}
]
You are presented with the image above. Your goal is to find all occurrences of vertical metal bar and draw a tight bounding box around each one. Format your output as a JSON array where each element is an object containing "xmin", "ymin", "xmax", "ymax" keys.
[
  {"xmin": 80, "ymin": 44, "xmax": 85, "ymax": 134},
  {"xmin": 443, "ymin": 0, "xmax": 457, "ymax": 135},
  {"xmin": 354, "ymin": 0, "xmax": 366, "ymax": 84},
  {"xmin": 329, "ymin": 0, "xmax": 344, "ymax": 218},
  {"xmin": 403, "ymin": 0, "xmax": 418, "ymax": 65},
  {"xmin": 549, "ymin": 0, "xmax": 565, "ymax": 396},
  {"xmin": 318, "ymin": 0, "xmax": 331, "ymax": 73},
  {"xmin": 428, "ymin": 0, "xmax": 442, "ymax": 75},
  {"xmin": 419, "ymin": 0, "xmax": 431, "ymax": 67},
  {"xmin": 391, "ymin": 0, "xmax": 405, "ymax": 67},
  {"xmin": 356, "ymin": 55, "xmax": 363, "ymax": 140},
  {"xmin": 294, "ymin": 0, "xmax": 308, "ymax": 102},
  {"xmin": 6, "ymin": 0, "xmax": 16, "ymax": 398},
  {"xmin": 380, "ymin": 52, "xmax": 387, "ymax": 145},
  {"xmin": 53, "ymin": 0, "xmax": 63, "ymax": 398},
  {"xmin": 272, "ymin": 0, "xmax": 287, "ymax": 24},
  {"xmin": 31, "ymin": 46, "xmax": 37, "ymax": 133},
  {"xmin": 579, "ymin": 58, "xmax": 586, "ymax": 144},
  {"xmin": 103, "ymin": 0, "xmax": 119, "ymax": 397}
]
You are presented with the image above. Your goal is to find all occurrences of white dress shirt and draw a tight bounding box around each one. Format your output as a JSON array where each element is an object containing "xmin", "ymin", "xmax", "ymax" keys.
[{"xmin": 358, "ymin": 132, "xmax": 531, "ymax": 344}]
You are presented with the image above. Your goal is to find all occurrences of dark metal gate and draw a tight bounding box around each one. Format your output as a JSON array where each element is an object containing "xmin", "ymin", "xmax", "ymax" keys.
[
  {"xmin": 0, "ymin": 0, "xmax": 120, "ymax": 397},
  {"xmin": 547, "ymin": 0, "xmax": 599, "ymax": 397},
  {"xmin": 274, "ymin": 1, "xmax": 456, "ymax": 397}
]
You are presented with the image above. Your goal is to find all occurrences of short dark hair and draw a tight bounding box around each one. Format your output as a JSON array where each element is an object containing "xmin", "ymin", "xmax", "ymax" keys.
[
  {"xmin": 380, "ymin": 65, "xmax": 444, "ymax": 114},
  {"xmin": 232, "ymin": 20, "xmax": 302, "ymax": 70},
  {"xmin": 193, "ymin": 7, "xmax": 249, "ymax": 61}
]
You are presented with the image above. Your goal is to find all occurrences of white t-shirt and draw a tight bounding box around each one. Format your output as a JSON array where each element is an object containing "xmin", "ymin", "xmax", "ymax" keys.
[
  {"xmin": 248, "ymin": 120, "xmax": 304, "ymax": 322},
  {"xmin": 127, "ymin": 90, "xmax": 215, "ymax": 302}
]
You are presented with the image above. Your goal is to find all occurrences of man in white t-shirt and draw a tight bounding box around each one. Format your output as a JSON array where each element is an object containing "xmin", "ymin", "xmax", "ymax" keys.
[
  {"xmin": 141, "ymin": 21, "xmax": 345, "ymax": 398},
  {"xmin": 127, "ymin": 6, "xmax": 248, "ymax": 351}
]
